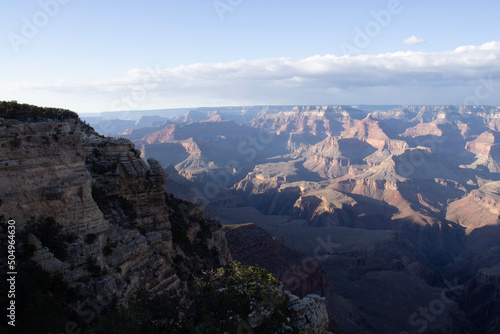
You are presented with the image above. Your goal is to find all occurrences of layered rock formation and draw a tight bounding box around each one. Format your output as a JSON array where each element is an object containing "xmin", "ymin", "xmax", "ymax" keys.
[
  {"xmin": 465, "ymin": 130, "xmax": 500, "ymax": 172},
  {"xmin": 0, "ymin": 117, "xmax": 230, "ymax": 307},
  {"xmin": 300, "ymin": 137, "xmax": 377, "ymax": 178},
  {"xmin": 0, "ymin": 119, "xmax": 106, "ymax": 234},
  {"xmin": 0, "ymin": 104, "xmax": 331, "ymax": 333}
]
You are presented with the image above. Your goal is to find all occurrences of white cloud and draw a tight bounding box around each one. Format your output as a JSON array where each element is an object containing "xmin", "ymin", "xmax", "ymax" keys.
[
  {"xmin": 402, "ymin": 35, "xmax": 427, "ymax": 45},
  {"xmin": 3, "ymin": 42, "xmax": 500, "ymax": 112}
]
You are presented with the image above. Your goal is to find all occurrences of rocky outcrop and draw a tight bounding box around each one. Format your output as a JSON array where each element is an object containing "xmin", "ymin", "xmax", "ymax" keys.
[
  {"xmin": 447, "ymin": 181, "xmax": 500, "ymax": 232},
  {"xmin": 249, "ymin": 106, "xmax": 365, "ymax": 152},
  {"xmin": 466, "ymin": 131, "xmax": 500, "ymax": 157},
  {"xmin": 82, "ymin": 133, "xmax": 172, "ymax": 241},
  {"xmin": 233, "ymin": 161, "xmax": 301, "ymax": 195},
  {"xmin": 292, "ymin": 190, "xmax": 356, "ymax": 227},
  {"xmin": 287, "ymin": 292, "xmax": 330, "ymax": 334},
  {"xmin": 340, "ymin": 115, "xmax": 409, "ymax": 162},
  {"xmin": 465, "ymin": 131, "xmax": 500, "ymax": 173},
  {"xmin": 0, "ymin": 116, "xmax": 231, "ymax": 312},
  {"xmin": 300, "ymin": 137, "xmax": 377, "ymax": 178},
  {"xmin": 402, "ymin": 122, "xmax": 444, "ymax": 138},
  {"xmin": 326, "ymin": 147, "xmax": 467, "ymax": 227}
]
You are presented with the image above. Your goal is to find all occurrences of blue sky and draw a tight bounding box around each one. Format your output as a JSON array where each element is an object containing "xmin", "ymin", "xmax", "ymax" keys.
[{"xmin": 1, "ymin": 0, "xmax": 499, "ymax": 114}]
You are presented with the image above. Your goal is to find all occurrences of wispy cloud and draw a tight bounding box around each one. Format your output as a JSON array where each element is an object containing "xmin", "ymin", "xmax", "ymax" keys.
[
  {"xmin": 402, "ymin": 35, "xmax": 427, "ymax": 45},
  {"xmin": 4, "ymin": 42, "xmax": 499, "ymax": 111}
]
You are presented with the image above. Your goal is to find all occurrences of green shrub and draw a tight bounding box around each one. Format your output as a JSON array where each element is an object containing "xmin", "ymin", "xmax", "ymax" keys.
[
  {"xmin": 186, "ymin": 261, "xmax": 296, "ymax": 333},
  {"xmin": 90, "ymin": 262, "xmax": 297, "ymax": 333},
  {"xmin": 0, "ymin": 100, "xmax": 79, "ymax": 121}
]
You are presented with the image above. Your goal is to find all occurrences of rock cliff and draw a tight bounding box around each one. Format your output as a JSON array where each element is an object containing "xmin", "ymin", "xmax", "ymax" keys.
[
  {"xmin": 0, "ymin": 116, "xmax": 230, "ymax": 307},
  {"xmin": 0, "ymin": 119, "xmax": 106, "ymax": 235},
  {"xmin": 0, "ymin": 103, "xmax": 330, "ymax": 333}
]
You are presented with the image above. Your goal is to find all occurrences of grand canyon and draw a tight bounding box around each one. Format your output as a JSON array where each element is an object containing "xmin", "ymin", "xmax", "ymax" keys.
[
  {"xmin": 88, "ymin": 104, "xmax": 500, "ymax": 333},
  {"xmin": 3, "ymin": 1, "xmax": 498, "ymax": 333},
  {"xmin": 2, "ymin": 103, "xmax": 500, "ymax": 333}
]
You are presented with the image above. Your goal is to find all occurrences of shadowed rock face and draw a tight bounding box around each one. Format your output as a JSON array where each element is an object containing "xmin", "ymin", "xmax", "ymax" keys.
[{"xmin": 223, "ymin": 223, "xmax": 331, "ymax": 297}]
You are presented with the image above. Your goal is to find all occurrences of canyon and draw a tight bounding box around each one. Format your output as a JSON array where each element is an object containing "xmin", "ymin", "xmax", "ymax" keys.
[{"xmin": 90, "ymin": 104, "xmax": 500, "ymax": 333}]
